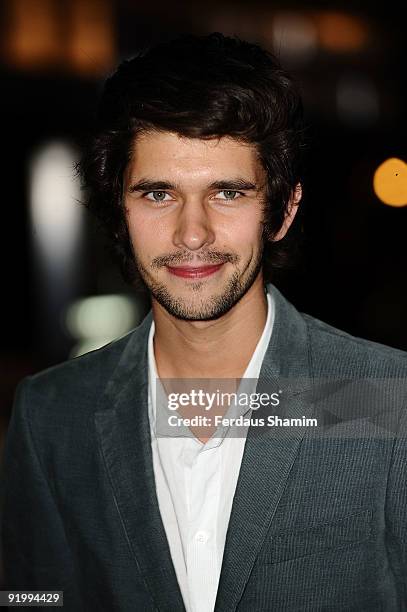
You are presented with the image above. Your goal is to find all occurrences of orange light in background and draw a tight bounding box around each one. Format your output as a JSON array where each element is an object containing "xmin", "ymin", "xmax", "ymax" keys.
[
  {"xmin": 2, "ymin": 0, "xmax": 62, "ymax": 69},
  {"xmin": 2, "ymin": 0, "xmax": 115, "ymax": 75},
  {"xmin": 373, "ymin": 158, "xmax": 407, "ymax": 207},
  {"xmin": 67, "ymin": 0, "xmax": 115, "ymax": 76},
  {"xmin": 315, "ymin": 11, "xmax": 370, "ymax": 53}
]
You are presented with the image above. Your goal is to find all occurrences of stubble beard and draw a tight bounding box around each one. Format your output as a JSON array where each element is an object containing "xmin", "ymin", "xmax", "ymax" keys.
[{"xmin": 133, "ymin": 247, "xmax": 264, "ymax": 321}]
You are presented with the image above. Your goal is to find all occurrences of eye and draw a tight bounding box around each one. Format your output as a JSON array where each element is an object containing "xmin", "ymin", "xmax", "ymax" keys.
[
  {"xmin": 215, "ymin": 190, "xmax": 243, "ymax": 200},
  {"xmin": 144, "ymin": 191, "xmax": 173, "ymax": 202}
]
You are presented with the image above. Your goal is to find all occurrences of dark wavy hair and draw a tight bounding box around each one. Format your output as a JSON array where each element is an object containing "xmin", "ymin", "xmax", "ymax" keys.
[{"xmin": 78, "ymin": 32, "xmax": 306, "ymax": 286}]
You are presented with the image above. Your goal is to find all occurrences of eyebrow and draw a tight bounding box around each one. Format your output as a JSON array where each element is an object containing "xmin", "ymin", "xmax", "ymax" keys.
[{"xmin": 127, "ymin": 178, "xmax": 259, "ymax": 193}]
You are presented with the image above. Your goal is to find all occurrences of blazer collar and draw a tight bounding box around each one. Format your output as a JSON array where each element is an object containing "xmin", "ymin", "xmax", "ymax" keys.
[{"xmin": 95, "ymin": 283, "xmax": 312, "ymax": 612}]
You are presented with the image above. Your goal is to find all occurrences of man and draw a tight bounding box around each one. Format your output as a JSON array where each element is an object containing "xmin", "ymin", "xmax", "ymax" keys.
[{"xmin": 2, "ymin": 33, "xmax": 407, "ymax": 611}]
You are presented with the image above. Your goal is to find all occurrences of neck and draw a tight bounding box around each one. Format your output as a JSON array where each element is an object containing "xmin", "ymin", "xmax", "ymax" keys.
[{"xmin": 152, "ymin": 276, "xmax": 268, "ymax": 379}]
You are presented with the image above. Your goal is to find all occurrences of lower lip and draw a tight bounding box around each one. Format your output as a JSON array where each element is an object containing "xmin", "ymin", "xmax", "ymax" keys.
[{"xmin": 166, "ymin": 263, "xmax": 224, "ymax": 279}]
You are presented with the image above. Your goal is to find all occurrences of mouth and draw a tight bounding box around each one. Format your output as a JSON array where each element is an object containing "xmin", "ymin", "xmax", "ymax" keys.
[{"xmin": 166, "ymin": 263, "xmax": 225, "ymax": 279}]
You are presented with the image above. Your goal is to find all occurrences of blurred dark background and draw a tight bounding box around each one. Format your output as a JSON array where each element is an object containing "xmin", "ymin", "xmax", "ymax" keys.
[{"xmin": 1, "ymin": 0, "xmax": 407, "ymax": 453}]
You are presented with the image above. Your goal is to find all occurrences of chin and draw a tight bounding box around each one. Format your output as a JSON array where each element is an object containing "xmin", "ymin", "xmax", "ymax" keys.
[
  {"xmin": 152, "ymin": 286, "xmax": 247, "ymax": 321},
  {"xmin": 160, "ymin": 302, "xmax": 236, "ymax": 322}
]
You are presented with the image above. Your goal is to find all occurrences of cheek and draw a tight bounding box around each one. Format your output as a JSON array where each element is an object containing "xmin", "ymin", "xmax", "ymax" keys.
[
  {"xmin": 126, "ymin": 208, "xmax": 171, "ymax": 252},
  {"xmin": 220, "ymin": 213, "xmax": 264, "ymax": 250},
  {"xmin": 125, "ymin": 210, "xmax": 152, "ymax": 253}
]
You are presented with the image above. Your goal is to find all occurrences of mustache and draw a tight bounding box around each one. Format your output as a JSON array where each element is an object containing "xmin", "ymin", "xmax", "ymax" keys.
[{"xmin": 151, "ymin": 250, "xmax": 239, "ymax": 269}]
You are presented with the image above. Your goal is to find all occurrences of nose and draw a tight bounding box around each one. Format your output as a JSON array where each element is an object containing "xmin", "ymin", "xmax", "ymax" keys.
[{"xmin": 172, "ymin": 199, "xmax": 215, "ymax": 252}]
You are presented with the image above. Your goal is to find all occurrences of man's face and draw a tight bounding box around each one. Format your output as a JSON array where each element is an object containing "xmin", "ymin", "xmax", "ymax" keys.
[{"xmin": 123, "ymin": 131, "xmax": 269, "ymax": 321}]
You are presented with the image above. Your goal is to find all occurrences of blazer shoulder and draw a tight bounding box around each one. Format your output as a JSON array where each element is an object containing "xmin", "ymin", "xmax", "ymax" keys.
[
  {"xmin": 17, "ymin": 311, "xmax": 152, "ymax": 416},
  {"xmin": 302, "ymin": 312, "xmax": 407, "ymax": 377}
]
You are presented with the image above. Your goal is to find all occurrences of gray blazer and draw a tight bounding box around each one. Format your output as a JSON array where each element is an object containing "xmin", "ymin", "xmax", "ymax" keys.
[{"xmin": 2, "ymin": 284, "xmax": 407, "ymax": 611}]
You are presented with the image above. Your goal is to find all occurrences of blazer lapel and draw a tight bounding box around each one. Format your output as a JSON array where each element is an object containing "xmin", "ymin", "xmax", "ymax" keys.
[
  {"xmin": 215, "ymin": 284, "xmax": 314, "ymax": 612},
  {"xmin": 94, "ymin": 312, "xmax": 185, "ymax": 612}
]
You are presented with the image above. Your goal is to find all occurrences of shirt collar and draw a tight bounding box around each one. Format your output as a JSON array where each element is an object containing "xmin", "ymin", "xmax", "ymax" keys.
[{"xmin": 148, "ymin": 286, "xmax": 275, "ymax": 437}]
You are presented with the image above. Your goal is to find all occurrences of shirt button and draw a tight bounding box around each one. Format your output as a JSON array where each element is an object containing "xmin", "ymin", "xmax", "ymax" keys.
[{"xmin": 194, "ymin": 530, "xmax": 209, "ymax": 543}]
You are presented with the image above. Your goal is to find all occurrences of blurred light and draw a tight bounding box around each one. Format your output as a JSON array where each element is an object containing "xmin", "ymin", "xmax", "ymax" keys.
[
  {"xmin": 3, "ymin": 0, "xmax": 62, "ymax": 69},
  {"xmin": 373, "ymin": 158, "xmax": 407, "ymax": 207},
  {"xmin": 29, "ymin": 141, "xmax": 86, "ymax": 357},
  {"xmin": 316, "ymin": 11, "xmax": 369, "ymax": 53},
  {"xmin": 270, "ymin": 12, "xmax": 318, "ymax": 65},
  {"xmin": 67, "ymin": 0, "xmax": 115, "ymax": 76},
  {"xmin": 65, "ymin": 294, "xmax": 140, "ymax": 357},
  {"xmin": 30, "ymin": 142, "xmax": 83, "ymax": 270},
  {"xmin": 3, "ymin": 0, "xmax": 115, "ymax": 74},
  {"xmin": 336, "ymin": 74, "xmax": 379, "ymax": 126}
]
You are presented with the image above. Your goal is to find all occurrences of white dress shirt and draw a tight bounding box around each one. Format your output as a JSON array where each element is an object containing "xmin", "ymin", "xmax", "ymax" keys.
[{"xmin": 147, "ymin": 287, "xmax": 275, "ymax": 612}]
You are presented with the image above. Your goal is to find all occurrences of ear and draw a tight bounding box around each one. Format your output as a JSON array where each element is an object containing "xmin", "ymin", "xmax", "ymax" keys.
[{"xmin": 272, "ymin": 183, "xmax": 302, "ymax": 241}]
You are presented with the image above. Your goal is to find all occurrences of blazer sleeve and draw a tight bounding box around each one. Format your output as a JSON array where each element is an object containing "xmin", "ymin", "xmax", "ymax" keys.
[
  {"xmin": 385, "ymin": 400, "xmax": 407, "ymax": 605},
  {"xmin": 0, "ymin": 378, "xmax": 83, "ymax": 610}
]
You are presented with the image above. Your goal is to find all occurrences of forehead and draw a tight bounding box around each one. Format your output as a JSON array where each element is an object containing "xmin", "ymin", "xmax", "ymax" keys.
[{"xmin": 126, "ymin": 130, "xmax": 264, "ymax": 182}]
